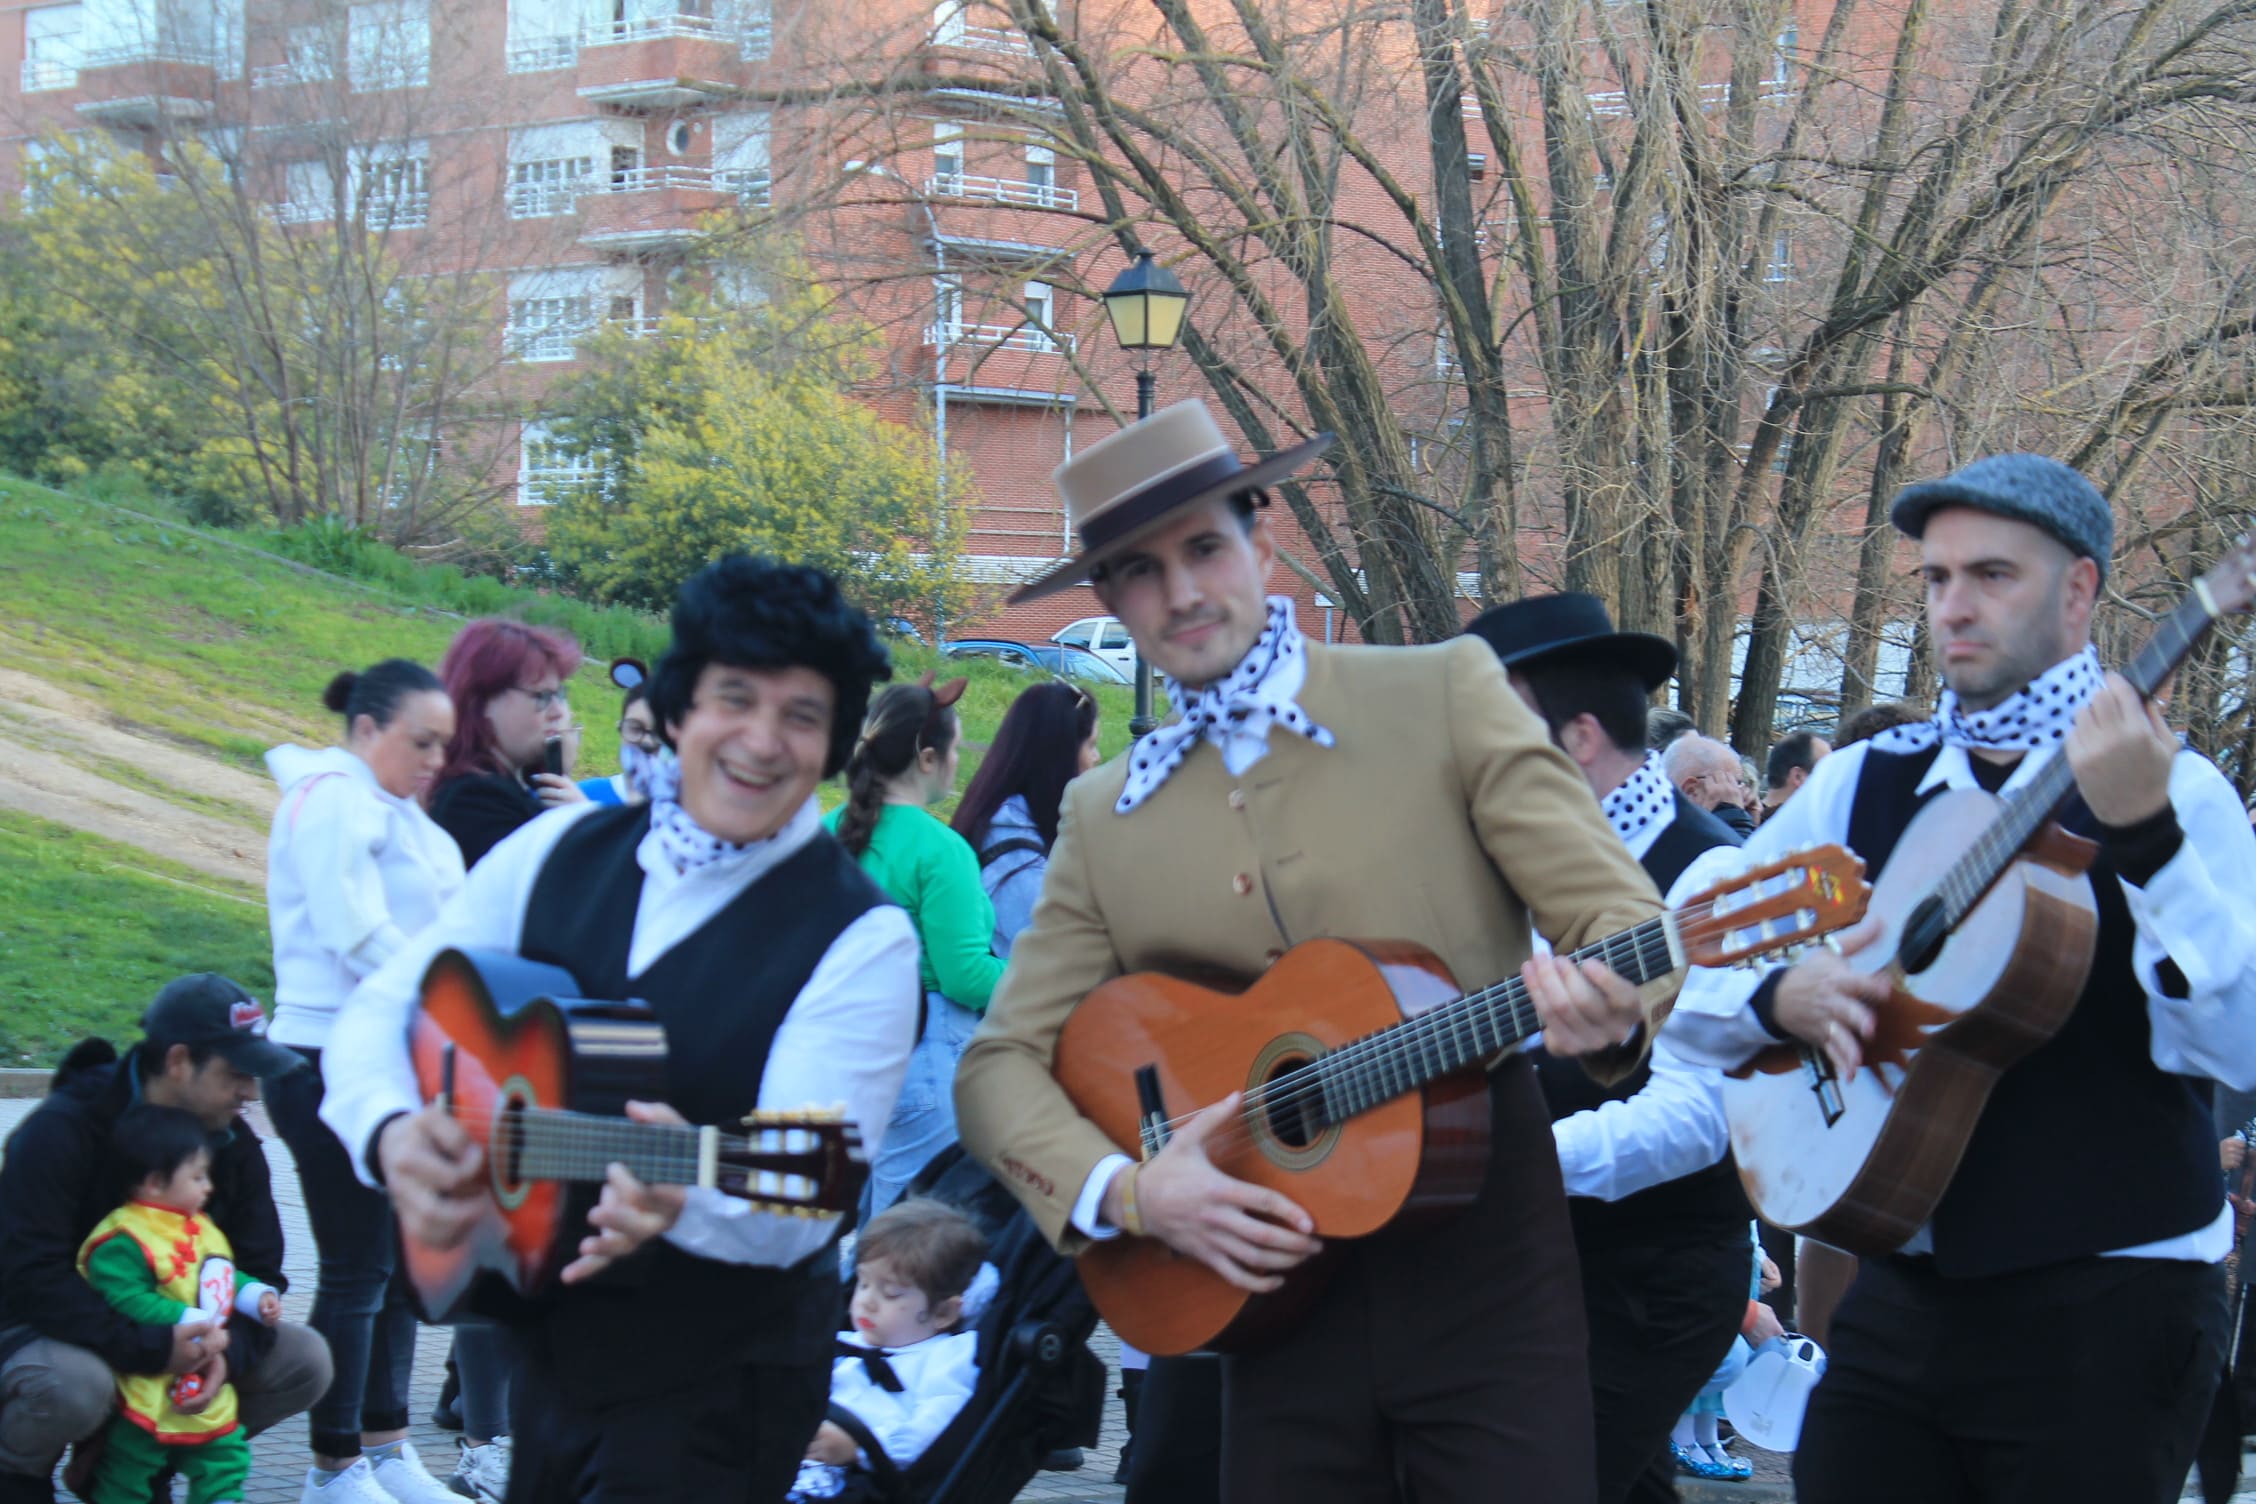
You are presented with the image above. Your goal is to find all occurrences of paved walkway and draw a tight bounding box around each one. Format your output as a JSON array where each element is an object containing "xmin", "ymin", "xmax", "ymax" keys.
[{"xmin": 13, "ymin": 1095, "xmax": 2254, "ymax": 1503}]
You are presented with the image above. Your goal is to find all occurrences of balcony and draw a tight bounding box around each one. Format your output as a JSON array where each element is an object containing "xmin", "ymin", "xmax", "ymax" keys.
[
  {"xmin": 577, "ymin": 165, "xmax": 736, "ymax": 251},
  {"xmin": 22, "ymin": 57, "xmax": 77, "ymax": 91},
  {"xmin": 507, "ymin": 34, "xmax": 577, "ymax": 73},
  {"xmin": 74, "ymin": 45, "xmax": 220, "ymax": 127},
  {"xmin": 935, "ymin": 23, "xmax": 1034, "ymax": 56},
  {"xmin": 576, "ymin": 14, "xmax": 754, "ymax": 109},
  {"xmin": 922, "ymin": 172, "xmax": 1076, "ymax": 212},
  {"xmin": 926, "ymin": 320, "xmax": 1072, "ymax": 356}
]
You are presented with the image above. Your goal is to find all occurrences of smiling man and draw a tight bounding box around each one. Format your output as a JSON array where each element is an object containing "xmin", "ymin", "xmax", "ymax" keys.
[
  {"xmin": 955, "ymin": 401, "xmax": 1669, "ymax": 1502},
  {"xmin": 1667, "ymin": 455, "xmax": 2256, "ymax": 1504},
  {"xmin": 318, "ymin": 555, "xmax": 920, "ymax": 1503}
]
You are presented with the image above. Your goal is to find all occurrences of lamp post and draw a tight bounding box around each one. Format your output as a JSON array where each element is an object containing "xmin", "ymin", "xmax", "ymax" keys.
[{"xmin": 1100, "ymin": 248, "xmax": 1191, "ymax": 742}]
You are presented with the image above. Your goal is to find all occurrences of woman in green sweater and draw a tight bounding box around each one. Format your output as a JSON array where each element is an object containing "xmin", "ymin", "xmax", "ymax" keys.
[{"xmin": 825, "ymin": 676, "xmax": 1003, "ymax": 1213}]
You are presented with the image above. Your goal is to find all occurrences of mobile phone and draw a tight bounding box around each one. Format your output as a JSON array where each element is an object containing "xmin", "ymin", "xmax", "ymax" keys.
[{"xmin": 543, "ymin": 735, "xmax": 565, "ymax": 779}]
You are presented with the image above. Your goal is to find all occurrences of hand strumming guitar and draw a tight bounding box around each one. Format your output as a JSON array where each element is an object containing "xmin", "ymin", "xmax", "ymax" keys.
[
  {"xmin": 380, "ymin": 1099, "xmax": 687, "ymax": 1281},
  {"xmin": 1769, "ymin": 915, "xmax": 1893, "ymax": 1081},
  {"xmin": 1100, "ymin": 1092, "xmax": 1321, "ymax": 1294}
]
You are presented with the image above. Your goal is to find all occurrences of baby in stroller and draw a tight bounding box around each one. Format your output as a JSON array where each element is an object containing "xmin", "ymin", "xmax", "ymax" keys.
[{"xmin": 794, "ymin": 1200, "xmax": 996, "ymax": 1502}]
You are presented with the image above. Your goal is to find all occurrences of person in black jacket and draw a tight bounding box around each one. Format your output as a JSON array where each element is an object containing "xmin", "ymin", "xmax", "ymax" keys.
[
  {"xmin": 0, "ymin": 975, "xmax": 332, "ymax": 1503},
  {"xmin": 428, "ymin": 619, "xmax": 588, "ymax": 869}
]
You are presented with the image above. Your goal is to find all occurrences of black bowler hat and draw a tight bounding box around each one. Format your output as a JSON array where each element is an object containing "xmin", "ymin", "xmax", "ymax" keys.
[
  {"xmin": 1462, "ymin": 593, "xmax": 1677, "ymax": 692},
  {"xmin": 141, "ymin": 974, "xmax": 305, "ymax": 1079}
]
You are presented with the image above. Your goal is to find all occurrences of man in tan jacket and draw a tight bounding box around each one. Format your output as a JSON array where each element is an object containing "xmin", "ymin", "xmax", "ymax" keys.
[{"xmin": 955, "ymin": 401, "xmax": 1670, "ymax": 1502}]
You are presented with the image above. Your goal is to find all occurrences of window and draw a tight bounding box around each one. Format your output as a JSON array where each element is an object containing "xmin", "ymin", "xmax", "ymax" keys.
[
  {"xmin": 1024, "ymin": 143, "xmax": 1054, "ymax": 202},
  {"xmin": 1765, "ymin": 229, "xmax": 1792, "ymax": 282},
  {"xmin": 1054, "ymin": 622, "xmax": 1091, "ymax": 648},
  {"xmin": 609, "ymin": 144, "xmax": 641, "ymax": 188},
  {"xmin": 358, "ymin": 145, "xmax": 429, "ymax": 229},
  {"xmin": 1022, "ymin": 280, "xmax": 1057, "ymax": 351},
  {"xmin": 518, "ymin": 420, "xmax": 596, "ymax": 506},
  {"xmin": 933, "ymin": 123, "xmax": 964, "ymax": 190},
  {"xmin": 712, "ymin": 112, "xmax": 770, "ymax": 206},
  {"xmin": 1467, "ymin": 151, "xmax": 1487, "ymax": 181},
  {"xmin": 278, "ymin": 158, "xmax": 334, "ymax": 223},
  {"xmin": 510, "ymin": 156, "xmax": 593, "ymax": 218},
  {"xmin": 505, "ymin": 0, "xmax": 585, "ymax": 71},
  {"xmin": 1771, "ymin": 23, "xmax": 1796, "ymax": 89},
  {"xmin": 1097, "ymin": 622, "xmax": 1129, "ymax": 651},
  {"xmin": 507, "ymin": 265, "xmax": 638, "ymax": 361},
  {"xmin": 932, "ymin": 0, "xmax": 966, "ymax": 45},
  {"xmin": 23, "ymin": 5, "xmax": 82, "ymax": 91},
  {"xmin": 933, "ymin": 276, "xmax": 962, "ymax": 340},
  {"xmin": 349, "ymin": 0, "xmax": 429, "ymax": 91}
]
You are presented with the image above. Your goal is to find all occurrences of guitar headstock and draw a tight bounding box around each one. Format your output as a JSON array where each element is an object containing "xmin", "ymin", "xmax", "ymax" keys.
[
  {"xmin": 1675, "ymin": 844, "xmax": 1870, "ymax": 969},
  {"xmin": 712, "ymin": 1108, "xmax": 869, "ymax": 1216},
  {"xmin": 2197, "ymin": 533, "xmax": 2256, "ymax": 619}
]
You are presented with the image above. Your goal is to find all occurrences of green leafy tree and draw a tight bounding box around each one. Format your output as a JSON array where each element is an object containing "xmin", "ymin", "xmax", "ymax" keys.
[{"xmin": 541, "ymin": 288, "xmax": 979, "ymax": 634}]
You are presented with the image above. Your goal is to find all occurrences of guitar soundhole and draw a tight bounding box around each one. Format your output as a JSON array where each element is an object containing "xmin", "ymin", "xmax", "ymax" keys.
[
  {"xmin": 1261, "ymin": 1055, "xmax": 1319, "ymax": 1148},
  {"xmin": 1898, "ymin": 895, "xmax": 1949, "ymax": 975},
  {"xmin": 490, "ymin": 1079, "xmax": 534, "ymax": 1211}
]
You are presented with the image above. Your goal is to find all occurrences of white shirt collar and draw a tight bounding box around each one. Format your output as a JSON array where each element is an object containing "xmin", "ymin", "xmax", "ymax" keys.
[
  {"xmin": 1912, "ymin": 740, "xmax": 2059, "ymax": 798},
  {"xmin": 635, "ymin": 794, "xmax": 822, "ymax": 888}
]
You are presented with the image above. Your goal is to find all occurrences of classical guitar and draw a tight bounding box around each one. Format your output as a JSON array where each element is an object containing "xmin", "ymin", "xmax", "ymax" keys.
[
  {"xmin": 1723, "ymin": 535, "xmax": 2256, "ymax": 1255},
  {"xmin": 1052, "ymin": 847, "xmax": 1870, "ymax": 1355},
  {"xmin": 400, "ymin": 948, "xmax": 868, "ymax": 1322}
]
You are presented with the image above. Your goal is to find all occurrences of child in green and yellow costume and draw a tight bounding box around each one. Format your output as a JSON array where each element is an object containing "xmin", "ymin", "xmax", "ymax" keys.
[{"xmin": 74, "ymin": 1104, "xmax": 284, "ymax": 1504}]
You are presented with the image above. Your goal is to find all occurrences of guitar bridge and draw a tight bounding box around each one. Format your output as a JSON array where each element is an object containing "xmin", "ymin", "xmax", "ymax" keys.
[{"xmin": 1801, "ymin": 1046, "xmax": 1845, "ymax": 1127}]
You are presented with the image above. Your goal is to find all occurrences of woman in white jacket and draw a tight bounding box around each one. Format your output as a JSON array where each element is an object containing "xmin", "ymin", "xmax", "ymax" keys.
[{"xmin": 262, "ymin": 660, "xmax": 468, "ymax": 1504}]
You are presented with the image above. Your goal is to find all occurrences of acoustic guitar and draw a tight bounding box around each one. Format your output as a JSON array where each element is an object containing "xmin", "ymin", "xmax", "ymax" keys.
[
  {"xmin": 400, "ymin": 948, "xmax": 868, "ymax": 1322},
  {"xmin": 1724, "ymin": 536, "xmax": 2256, "ymax": 1254},
  {"xmin": 1052, "ymin": 847, "xmax": 1870, "ymax": 1355}
]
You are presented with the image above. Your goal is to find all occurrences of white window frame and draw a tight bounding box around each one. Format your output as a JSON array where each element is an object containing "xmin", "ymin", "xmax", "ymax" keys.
[
  {"xmin": 22, "ymin": 4, "xmax": 82, "ymax": 91},
  {"xmin": 518, "ymin": 419, "xmax": 596, "ymax": 505},
  {"xmin": 509, "ymin": 155, "xmax": 595, "ymax": 218},
  {"xmin": 349, "ymin": 0, "xmax": 430, "ymax": 92},
  {"xmin": 932, "ymin": 122, "xmax": 964, "ymax": 191}
]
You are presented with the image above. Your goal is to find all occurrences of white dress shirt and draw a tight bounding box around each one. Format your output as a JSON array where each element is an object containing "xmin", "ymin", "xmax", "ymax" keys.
[
  {"xmin": 320, "ymin": 797, "xmax": 921, "ymax": 1270},
  {"xmin": 829, "ymin": 1328, "xmax": 979, "ymax": 1465},
  {"xmin": 1551, "ymin": 813, "xmax": 1745, "ymax": 1199},
  {"xmin": 1666, "ymin": 737, "xmax": 2256, "ymax": 1261}
]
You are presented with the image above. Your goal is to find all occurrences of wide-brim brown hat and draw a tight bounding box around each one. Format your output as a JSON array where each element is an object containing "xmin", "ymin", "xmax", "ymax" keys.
[{"xmin": 1009, "ymin": 401, "xmax": 1333, "ymax": 604}]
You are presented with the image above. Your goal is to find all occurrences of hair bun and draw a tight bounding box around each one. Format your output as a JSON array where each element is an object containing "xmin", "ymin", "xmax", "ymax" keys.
[{"xmin": 321, "ymin": 671, "xmax": 359, "ymax": 713}]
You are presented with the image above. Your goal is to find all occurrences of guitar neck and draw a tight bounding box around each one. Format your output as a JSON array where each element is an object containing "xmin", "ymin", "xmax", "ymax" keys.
[
  {"xmin": 1931, "ymin": 587, "xmax": 2218, "ymax": 928},
  {"xmin": 493, "ymin": 1109, "xmax": 723, "ymax": 1189},
  {"xmin": 1311, "ymin": 914, "xmax": 1680, "ymax": 1122}
]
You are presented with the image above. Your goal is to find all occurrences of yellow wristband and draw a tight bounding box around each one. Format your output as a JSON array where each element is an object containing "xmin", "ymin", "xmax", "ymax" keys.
[{"xmin": 1118, "ymin": 1161, "xmax": 1147, "ymax": 1239}]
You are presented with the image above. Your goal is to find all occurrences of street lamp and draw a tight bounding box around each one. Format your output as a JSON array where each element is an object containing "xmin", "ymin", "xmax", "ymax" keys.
[{"xmin": 1101, "ymin": 248, "xmax": 1191, "ymax": 741}]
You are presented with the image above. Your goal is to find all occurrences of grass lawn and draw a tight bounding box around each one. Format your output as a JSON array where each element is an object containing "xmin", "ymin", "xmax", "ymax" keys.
[{"xmin": 0, "ymin": 811, "xmax": 273, "ymax": 1067}]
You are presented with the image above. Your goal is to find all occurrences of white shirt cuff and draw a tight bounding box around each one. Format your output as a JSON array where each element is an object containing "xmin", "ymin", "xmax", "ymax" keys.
[
  {"xmin": 1070, "ymin": 1155, "xmax": 1134, "ymax": 1241},
  {"xmin": 233, "ymin": 1282, "xmax": 278, "ymax": 1321}
]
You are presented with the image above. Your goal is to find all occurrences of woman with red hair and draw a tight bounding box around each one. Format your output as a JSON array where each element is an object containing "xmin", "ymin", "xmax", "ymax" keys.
[{"xmin": 428, "ymin": 619, "xmax": 587, "ymax": 870}]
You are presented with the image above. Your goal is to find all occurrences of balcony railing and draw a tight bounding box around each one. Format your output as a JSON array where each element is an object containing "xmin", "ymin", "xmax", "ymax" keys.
[
  {"xmin": 367, "ymin": 193, "xmax": 430, "ymax": 229},
  {"xmin": 507, "ymin": 35, "xmax": 577, "ymax": 72},
  {"xmin": 252, "ymin": 58, "xmax": 331, "ymax": 88},
  {"xmin": 947, "ymin": 24, "xmax": 1033, "ymax": 55},
  {"xmin": 506, "ymin": 325, "xmax": 586, "ymax": 362},
  {"xmin": 926, "ymin": 321, "xmax": 1071, "ymax": 355},
  {"xmin": 22, "ymin": 57, "xmax": 77, "ymax": 90},
  {"xmin": 715, "ymin": 167, "xmax": 771, "ymax": 207},
  {"xmin": 507, "ymin": 178, "xmax": 589, "ymax": 219},
  {"xmin": 923, "ymin": 173, "xmax": 1076, "ymax": 212},
  {"xmin": 609, "ymin": 164, "xmax": 722, "ymax": 192},
  {"xmin": 81, "ymin": 42, "xmax": 223, "ymax": 68},
  {"xmin": 581, "ymin": 13, "xmax": 725, "ymax": 45},
  {"xmin": 273, "ymin": 199, "xmax": 333, "ymax": 224}
]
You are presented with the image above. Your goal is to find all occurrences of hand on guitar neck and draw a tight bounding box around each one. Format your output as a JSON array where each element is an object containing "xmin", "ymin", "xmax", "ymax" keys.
[
  {"xmin": 379, "ymin": 1098, "xmax": 691, "ymax": 1284},
  {"xmin": 1093, "ymin": 952, "xmax": 1646, "ymax": 1293}
]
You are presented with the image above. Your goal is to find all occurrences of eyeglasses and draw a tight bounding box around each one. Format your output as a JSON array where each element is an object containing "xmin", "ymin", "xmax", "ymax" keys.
[
  {"xmin": 618, "ymin": 719, "xmax": 661, "ymax": 752},
  {"xmin": 512, "ymin": 686, "xmax": 568, "ymax": 712}
]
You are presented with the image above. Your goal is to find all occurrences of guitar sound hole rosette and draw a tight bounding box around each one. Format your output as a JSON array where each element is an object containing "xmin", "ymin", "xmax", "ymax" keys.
[
  {"xmin": 490, "ymin": 1075, "xmax": 535, "ymax": 1211},
  {"xmin": 1246, "ymin": 1033, "xmax": 1339, "ymax": 1171}
]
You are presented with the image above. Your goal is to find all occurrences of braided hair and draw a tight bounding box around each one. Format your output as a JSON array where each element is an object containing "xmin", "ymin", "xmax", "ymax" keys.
[{"xmin": 835, "ymin": 682, "xmax": 960, "ymax": 859}]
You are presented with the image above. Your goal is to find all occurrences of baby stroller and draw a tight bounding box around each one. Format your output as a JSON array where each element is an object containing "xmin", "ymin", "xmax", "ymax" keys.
[{"xmin": 820, "ymin": 1146, "xmax": 1106, "ymax": 1504}]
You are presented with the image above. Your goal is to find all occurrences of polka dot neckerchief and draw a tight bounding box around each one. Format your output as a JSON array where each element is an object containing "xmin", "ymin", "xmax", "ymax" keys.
[
  {"xmin": 640, "ymin": 746, "xmax": 766, "ymax": 875},
  {"xmin": 1115, "ymin": 596, "xmax": 1336, "ymax": 816},
  {"xmin": 1869, "ymin": 646, "xmax": 2103, "ymax": 755},
  {"xmin": 1602, "ymin": 753, "xmax": 1678, "ymax": 843}
]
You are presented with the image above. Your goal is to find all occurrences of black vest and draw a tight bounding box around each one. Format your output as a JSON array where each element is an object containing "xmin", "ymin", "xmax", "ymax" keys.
[
  {"xmin": 507, "ymin": 805, "xmax": 890, "ymax": 1404},
  {"xmin": 1849, "ymin": 747, "xmax": 2219, "ymax": 1277},
  {"xmin": 1534, "ymin": 792, "xmax": 1753, "ymax": 1250}
]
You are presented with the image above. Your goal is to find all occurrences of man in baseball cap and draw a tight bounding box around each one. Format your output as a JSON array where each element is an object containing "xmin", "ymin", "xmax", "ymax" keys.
[{"xmin": 0, "ymin": 979, "xmax": 328, "ymax": 1503}]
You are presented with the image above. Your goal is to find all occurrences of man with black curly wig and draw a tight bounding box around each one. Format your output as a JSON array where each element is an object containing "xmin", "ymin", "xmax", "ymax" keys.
[{"xmin": 319, "ymin": 554, "xmax": 921, "ymax": 1503}]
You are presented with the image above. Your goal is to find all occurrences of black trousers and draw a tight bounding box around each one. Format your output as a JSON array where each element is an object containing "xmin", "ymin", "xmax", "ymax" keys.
[
  {"xmin": 1795, "ymin": 1254, "xmax": 2228, "ymax": 1504},
  {"xmin": 504, "ymin": 1353, "xmax": 827, "ymax": 1504},
  {"xmin": 1124, "ymin": 1355, "xmax": 1223, "ymax": 1504},
  {"xmin": 1584, "ymin": 1234, "xmax": 1751, "ymax": 1504}
]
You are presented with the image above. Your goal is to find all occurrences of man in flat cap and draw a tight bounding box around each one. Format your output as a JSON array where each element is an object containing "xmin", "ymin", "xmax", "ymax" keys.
[{"xmin": 1669, "ymin": 454, "xmax": 2256, "ymax": 1502}]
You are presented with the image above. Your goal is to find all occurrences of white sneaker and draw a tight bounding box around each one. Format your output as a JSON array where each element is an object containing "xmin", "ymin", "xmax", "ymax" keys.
[
  {"xmin": 448, "ymin": 1437, "xmax": 512, "ymax": 1503},
  {"xmin": 298, "ymin": 1459, "xmax": 399, "ymax": 1504},
  {"xmin": 369, "ymin": 1444, "xmax": 468, "ymax": 1504}
]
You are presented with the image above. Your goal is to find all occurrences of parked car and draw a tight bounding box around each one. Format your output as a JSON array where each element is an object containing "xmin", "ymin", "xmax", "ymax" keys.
[
  {"xmin": 1049, "ymin": 616, "xmax": 1135, "ymax": 677},
  {"xmin": 941, "ymin": 638, "xmax": 1131, "ymax": 686}
]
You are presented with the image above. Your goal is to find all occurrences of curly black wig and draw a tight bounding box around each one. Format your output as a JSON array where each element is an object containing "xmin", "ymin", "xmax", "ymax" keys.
[{"xmin": 647, "ymin": 555, "xmax": 893, "ymax": 778}]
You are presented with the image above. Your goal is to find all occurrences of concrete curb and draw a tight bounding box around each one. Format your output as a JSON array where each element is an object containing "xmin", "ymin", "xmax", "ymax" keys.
[{"xmin": 0, "ymin": 1069, "xmax": 47, "ymax": 1099}]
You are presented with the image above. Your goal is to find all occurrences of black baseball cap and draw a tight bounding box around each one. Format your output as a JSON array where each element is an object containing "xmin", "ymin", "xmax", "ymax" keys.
[{"xmin": 140, "ymin": 974, "xmax": 305, "ymax": 1078}]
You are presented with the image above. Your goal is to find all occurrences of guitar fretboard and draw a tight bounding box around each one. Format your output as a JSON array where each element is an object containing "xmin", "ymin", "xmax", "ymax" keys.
[{"xmin": 1302, "ymin": 917, "xmax": 1679, "ymax": 1125}]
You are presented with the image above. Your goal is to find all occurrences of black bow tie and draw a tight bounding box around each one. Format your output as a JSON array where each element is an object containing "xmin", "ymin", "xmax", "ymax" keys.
[{"xmin": 837, "ymin": 1339, "xmax": 904, "ymax": 1393}]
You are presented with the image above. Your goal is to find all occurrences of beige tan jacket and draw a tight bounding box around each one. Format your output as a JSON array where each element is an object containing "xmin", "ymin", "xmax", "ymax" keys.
[{"xmin": 952, "ymin": 635, "xmax": 1668, "ymax": 1252}]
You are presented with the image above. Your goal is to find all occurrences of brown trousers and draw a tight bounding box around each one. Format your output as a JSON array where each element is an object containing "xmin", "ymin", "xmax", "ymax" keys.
[{"xmin": 1219, "ymin": 1065, "xmax": 1597, "ymax": 1504}]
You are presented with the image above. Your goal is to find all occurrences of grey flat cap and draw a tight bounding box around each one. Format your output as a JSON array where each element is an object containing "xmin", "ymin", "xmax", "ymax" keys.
[{"xmin": 1890, "ymin": 454, "xmax": 2113, "ymax": 580}]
